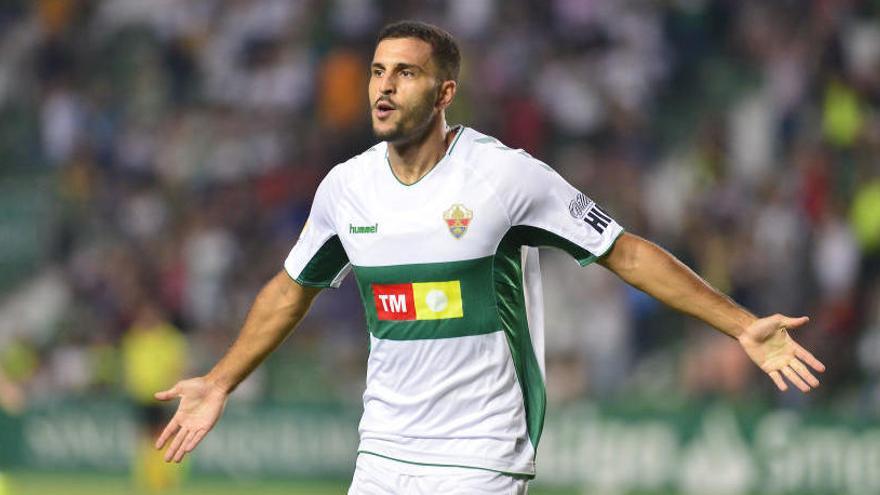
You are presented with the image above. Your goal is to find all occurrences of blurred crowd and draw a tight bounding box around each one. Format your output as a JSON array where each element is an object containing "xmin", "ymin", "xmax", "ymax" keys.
[{"xmin": 0, "ymin": 0, "xmax": 878, "ymax": 415}]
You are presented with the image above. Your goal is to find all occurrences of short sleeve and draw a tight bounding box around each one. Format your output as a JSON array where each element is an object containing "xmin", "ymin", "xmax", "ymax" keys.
[
  {"xmin": 496, "ymin": 153, "xmax": 624, "ymax": 266},
  {"xmin": 284, "ymin": 170, "xmax": 351, "ymax": 288}
]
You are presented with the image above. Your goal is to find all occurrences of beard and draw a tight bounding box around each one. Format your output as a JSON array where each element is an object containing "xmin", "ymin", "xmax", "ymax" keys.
[{"xmin": 372, "ymin": 87, "xmax": 438, "ymax": 143}]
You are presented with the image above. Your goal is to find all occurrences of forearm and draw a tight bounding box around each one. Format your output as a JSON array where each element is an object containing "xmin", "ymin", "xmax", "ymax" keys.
[
  {"xmin": 204, "ymin": 271, "xmax": 320, "ymax": 393},
  {"xmin": 600, "ymin": 233, "xmax": 756, "ymax": 338}
]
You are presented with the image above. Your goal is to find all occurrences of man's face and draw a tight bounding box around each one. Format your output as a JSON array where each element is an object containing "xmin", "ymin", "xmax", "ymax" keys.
[{"xmin": 369, "ymin": 38, "xmax": 442, "ymax": 143}]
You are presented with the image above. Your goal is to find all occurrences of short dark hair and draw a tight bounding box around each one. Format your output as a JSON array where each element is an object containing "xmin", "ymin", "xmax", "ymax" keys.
[{"xmin": 377, "ymin": 21, "xmax": 461, "ymax": 82}]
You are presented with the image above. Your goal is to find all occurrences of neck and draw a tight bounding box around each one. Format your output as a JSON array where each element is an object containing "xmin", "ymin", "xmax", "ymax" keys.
[{"xmin": 387, "ymin": 115, "xmax": 457, "ymax": 185}]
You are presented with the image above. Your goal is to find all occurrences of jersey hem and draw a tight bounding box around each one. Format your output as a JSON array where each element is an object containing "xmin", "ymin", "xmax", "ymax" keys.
[
  {"xmin": 282, "ymin": 266, "xmax": 337, "ymax": 289},
  {"xmin": 356, "ymin": 450, "xmax": 535, "ymax": 479},
  {"xmin": 294, "ymin": 277, "xmax": 336, "ymax": 288},
  {"xmin": 578, "ymin": 228, "xmax": 626, "ymax": 266}
]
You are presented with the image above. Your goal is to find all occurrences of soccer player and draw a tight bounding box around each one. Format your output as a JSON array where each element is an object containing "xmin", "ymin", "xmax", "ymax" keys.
[{"xmin": 155, "ymin": 21, "xmax": 826, "ymax": 493}]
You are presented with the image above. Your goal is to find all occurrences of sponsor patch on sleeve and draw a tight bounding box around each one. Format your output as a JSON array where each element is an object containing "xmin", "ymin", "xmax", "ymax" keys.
[
  {"xmin": 568, "ymin": 193, "xmax": 594, "ymax": 219},
  {"xmin": 570, "ymin": 192, "xmax": 613, "ymax": 234}
]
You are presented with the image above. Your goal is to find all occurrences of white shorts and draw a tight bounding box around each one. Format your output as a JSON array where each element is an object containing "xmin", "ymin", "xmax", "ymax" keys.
[{"xmin": 348, "ymin": 453, "xmax": 530, "ymax": 495}]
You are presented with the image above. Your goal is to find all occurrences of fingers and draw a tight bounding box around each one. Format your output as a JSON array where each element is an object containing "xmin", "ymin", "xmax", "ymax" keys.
[
  {"xmin": 164, "ymin": 425, "xmax": 190, "ymax": 462},
  {"xmin": 768, "ymin": 370, "xmax": 787, "ymax": 391},
  {"xmin": 154, "ymin": 384, "xmax": 180, "ymax": 401},
  {"xmin": 156, "ymin": 420, "xmax": 208, "ymax": 462},
  {"xmin": 155, "ymin": 417, "xmax": 180, "ymax": 449},
  {"xmin": 795, "ymin": 345, "xmax": 826, "ymax": 372},
  {"xmin": 789, "ymin": 358, "xmax": 820, "ymax": 388},
  {"xmin": 778, "ymin": 315, "xmax": 809, "ymax": 330},
  {"xmin": 173, "ymin": 430, "xmax": 197, "ymax": 463},
  {"xmin": 781, "ymin": 366, "xmax": 810, "ymax": 393},
  {"xmin": 169, "ymin": 428, "xmax": 209, "ymax": 463},
  {"xmin": 184, "ymin": 429, "xmax": 208, "ymax": 453}
]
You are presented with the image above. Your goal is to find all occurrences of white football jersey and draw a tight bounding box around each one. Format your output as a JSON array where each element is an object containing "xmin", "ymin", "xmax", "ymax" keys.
[{"xmin": 284, "ymin": 126, "xmax": 624, "ymax": 476}]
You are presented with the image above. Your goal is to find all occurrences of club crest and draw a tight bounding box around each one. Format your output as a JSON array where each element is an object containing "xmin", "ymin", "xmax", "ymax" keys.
[{"xmin": 443, "ymin": 204, "xmax": 473, "ymax": 239}]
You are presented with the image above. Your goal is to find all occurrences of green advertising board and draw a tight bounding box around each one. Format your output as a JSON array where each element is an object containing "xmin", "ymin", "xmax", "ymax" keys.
[{"xmin": 2, "ymin": 400, "xmax": 878, "ymax": 494}]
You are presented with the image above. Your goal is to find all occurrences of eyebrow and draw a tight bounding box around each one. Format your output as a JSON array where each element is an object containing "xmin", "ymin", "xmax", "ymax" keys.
[{"xmin": 370, "ymin": 62, "xmax": 424, "ymax": 72}]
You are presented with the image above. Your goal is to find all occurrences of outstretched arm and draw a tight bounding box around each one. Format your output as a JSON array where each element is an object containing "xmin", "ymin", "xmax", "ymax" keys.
[
  {"xmin": 599, "ymin": 232, "xmax": 825, "ymax": 392},
  {"xmin": 154, "ymin": 270, "xmax": 322, "ymax": 462}
]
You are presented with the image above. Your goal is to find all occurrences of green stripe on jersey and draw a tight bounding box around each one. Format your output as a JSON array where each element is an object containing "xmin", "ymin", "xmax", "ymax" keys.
[
  {"xmin": 505, "ymin": 225, "xmax": 596, "ymax": 266},
  {"xmin": 494, "ymin": 232, "xmax": 546, "ymax": 449},
  {"xmin": 352, "ymin": 256, "xmax": 497, "ymax": 340},
  {"xmin": 296, "ymin": 235, "xmax": 349, "ymax": 288}
]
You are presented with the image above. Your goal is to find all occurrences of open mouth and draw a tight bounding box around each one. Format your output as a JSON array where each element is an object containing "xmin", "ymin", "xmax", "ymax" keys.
[{"xmin": 375, "ymin": 101, "xmax": 396, "ymax": 119}]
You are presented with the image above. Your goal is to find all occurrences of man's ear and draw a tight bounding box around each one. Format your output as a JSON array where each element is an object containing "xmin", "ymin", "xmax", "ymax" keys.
[{"xmin": 436, "ymin": 80, "xmax": 457, "ymax": 110}]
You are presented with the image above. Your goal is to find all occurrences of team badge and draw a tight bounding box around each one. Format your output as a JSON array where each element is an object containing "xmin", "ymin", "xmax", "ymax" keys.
[{"xmin": 443, "ymin": 204, "xmax": 473, "ymax": 239}]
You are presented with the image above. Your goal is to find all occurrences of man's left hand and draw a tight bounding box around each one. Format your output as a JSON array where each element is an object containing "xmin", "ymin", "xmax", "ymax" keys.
[{"xmin": 738, "ymin": 314, "xmax": 826, "ymax": 392}]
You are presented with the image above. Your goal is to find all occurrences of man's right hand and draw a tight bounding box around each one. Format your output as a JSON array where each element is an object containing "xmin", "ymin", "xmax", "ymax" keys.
[
  {"xmin": 154, "ymin": 377, "xmax": 229, "ymax": 463},
  {"xmin": 152, "ymin": 273, "xmax": 319, "ymax": 463}
]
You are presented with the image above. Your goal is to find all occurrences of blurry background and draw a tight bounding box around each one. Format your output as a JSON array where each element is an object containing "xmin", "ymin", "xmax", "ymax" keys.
[{"xmin": 0, "ymin": 0, "xmax": 879, "ymax": 494}]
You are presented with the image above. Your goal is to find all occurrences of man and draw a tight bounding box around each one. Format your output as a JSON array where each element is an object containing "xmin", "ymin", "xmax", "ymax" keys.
[
  {"xmin": 123, "ymin": 302, "xmax": 188, "ymax": 491},
  {"xmin": 155, "ymin": 21, "xmax": 825, "ymax": 493}
]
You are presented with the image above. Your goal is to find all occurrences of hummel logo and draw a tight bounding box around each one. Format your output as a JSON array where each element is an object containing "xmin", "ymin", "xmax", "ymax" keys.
[{"xmin": 349, "ymin": 223, "xmax": 378, "ymax": 234}]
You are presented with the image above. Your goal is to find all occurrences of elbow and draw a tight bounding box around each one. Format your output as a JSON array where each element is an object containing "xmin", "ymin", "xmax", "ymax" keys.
[
  {"xmin": 287, "ymin": 300, "xmax": 312, "ymax": 321},
  {"xmin": 265, "ymin": 271, "xmax": 319, "ymax": 322},
  {"xmin": 601, "ymin": 232, "xmax": 644, "ymax": 277}
]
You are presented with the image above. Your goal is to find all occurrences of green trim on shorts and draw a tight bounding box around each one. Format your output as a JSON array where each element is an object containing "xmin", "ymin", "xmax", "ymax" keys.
[{"xmin": 356, "ymin": 451, "xmax": 534, "ymax": 480}]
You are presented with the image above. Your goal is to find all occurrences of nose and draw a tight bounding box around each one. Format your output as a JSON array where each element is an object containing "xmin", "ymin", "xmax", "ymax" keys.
[{"xmin": 379, "ymin": 74, "xmax": 395, "ymax": 95}]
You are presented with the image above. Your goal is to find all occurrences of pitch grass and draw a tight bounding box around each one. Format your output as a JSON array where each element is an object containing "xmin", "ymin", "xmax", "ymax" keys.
[{"xmin": 5, "ymin": 471, "xmax": 587, "ymax": 495}]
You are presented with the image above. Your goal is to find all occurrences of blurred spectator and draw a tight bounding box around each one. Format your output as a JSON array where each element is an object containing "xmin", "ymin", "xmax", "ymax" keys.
[
  {"xmin": 121, "ymin": 301, "xmax": 188, "ymax": 491},
  {"xmin": 122, "ymin": 302, "xmax": 187, "ymax": 404},
  {"xmin": 318, "ymin": 48, "xmax": 368, "ymax": 131}
]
